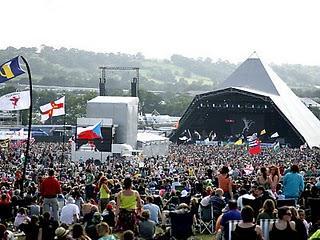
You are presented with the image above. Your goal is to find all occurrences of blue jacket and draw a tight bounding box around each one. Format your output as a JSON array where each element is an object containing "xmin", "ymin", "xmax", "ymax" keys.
[{"xmin": 283, "ymin": 172, "xmax": 304, "ymax": 198}]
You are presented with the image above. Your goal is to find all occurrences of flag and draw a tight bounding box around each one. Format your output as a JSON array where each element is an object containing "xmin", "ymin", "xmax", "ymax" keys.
[
  {"xmin": 234, "ymin": 139, "xmax": 243, "ymax": 145},
  {"xmin": 273, "ymin": 141, "xmax": 280, "ymax": 152},
  {"xmin": 77, "ymin": 122, "xmax": 102, "ymax": 140},
  {"xmin": 0, "ymin": 56, "xmax": 25, "ymax": 83},
  {"xmin": 271, "ymin": 132, "xmax": 279, "ymax": 138},
  {"xmin": 248, "ymin": 136, "xmax": 261, "ymax": 155},
  {"xmin": 40, "ymin": 96, "xmax": 65, "ymax": 122},
  {"xmin": 0, "ymin": 139, "xmax": 10, "ymax": 148},
  {"xmin": 260, "ymin": 129, "xmax": 266, "ymax": 135},
  {"xmin": 0, "ymin": 91, "xmax": 30, "ymax": 111}
]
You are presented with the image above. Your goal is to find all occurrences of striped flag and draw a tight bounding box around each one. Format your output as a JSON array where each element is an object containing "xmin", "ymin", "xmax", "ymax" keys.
[{"xmin": 247, "ymin": 135, "xmax": 261, "ymax": 155}]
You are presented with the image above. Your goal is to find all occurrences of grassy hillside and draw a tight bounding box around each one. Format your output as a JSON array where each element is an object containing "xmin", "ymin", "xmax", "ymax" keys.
[{"xmin": 1, "ymin": 46, "xmax": 320, "ymax": 93}]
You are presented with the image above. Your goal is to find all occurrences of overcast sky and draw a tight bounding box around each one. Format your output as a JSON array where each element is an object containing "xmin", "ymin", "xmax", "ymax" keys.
[{"xmin": 2, "ymin": 0, "xmax": 320, "ymax": 65}]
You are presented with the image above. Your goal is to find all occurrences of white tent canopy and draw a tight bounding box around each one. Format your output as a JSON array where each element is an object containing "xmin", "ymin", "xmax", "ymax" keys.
[
  {"xmin": 217, "ymin": 56, "xmax": 320, "ymax": 148},
  {"xmin": 137, "ymin": 132, "xmax": 168, "ymax": 143}
]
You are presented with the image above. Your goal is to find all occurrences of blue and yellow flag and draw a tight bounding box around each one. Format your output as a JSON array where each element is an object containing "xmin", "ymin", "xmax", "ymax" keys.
[{"xmin": 0, "ymin": 56, "xmax": 25, "ymax": 83}]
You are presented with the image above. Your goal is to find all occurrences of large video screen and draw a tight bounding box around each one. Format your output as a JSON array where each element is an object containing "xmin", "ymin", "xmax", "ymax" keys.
[{"xmin": 76, "ymin": 127, "xmax": 112, "ymax": 152}]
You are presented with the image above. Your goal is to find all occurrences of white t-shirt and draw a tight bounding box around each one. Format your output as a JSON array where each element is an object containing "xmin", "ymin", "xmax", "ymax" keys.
[
  {"xmin": 60, "ymin": 203, "xmax": 80, "ymax": 225},
  {"xmin": 237, "ymin": 194, "xmax": 255, "ymax": 210}
]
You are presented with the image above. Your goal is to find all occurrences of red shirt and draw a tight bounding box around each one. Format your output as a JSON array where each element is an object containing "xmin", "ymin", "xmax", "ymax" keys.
[{"xmin": 40, "ymin": 176, "xmax": 61, "ymax": 197}]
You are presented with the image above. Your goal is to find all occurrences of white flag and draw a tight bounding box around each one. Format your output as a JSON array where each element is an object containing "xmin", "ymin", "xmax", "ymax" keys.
[
  {"xmin": 271, "ymin": 132, "xmax": 279, "ymax": 138},
  {"xmin": 0, "ymin": 91, "xmax": 30, "ymax": 111},
  {"xmin": 40, "ymin": 96, "xmax": 65, "ymax": 123}
]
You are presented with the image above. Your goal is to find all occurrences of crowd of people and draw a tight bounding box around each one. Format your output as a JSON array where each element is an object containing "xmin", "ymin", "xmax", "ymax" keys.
[{"xmin": 0, "ymin": 142, "xmax": 320, "ymax": 240}]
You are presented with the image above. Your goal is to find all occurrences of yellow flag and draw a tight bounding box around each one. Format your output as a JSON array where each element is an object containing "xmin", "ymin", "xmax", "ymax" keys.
[
  {"xmin": 260, "ymin": 129, "xmax": 266, "ymax": 135},
  {"xmin": 234, "ymin": 139, "xmax": 243, "ymax": 145}
]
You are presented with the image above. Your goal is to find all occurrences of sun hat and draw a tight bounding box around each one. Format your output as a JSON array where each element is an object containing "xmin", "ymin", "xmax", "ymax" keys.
[
  {"xmin": 55, "ymin": 227, "xmax": 69, "ymax": 239},
  {"xmin": 67, "ymin": 196, "xmax": 75, "ymax": 204},
  {"xmin": 180, "ymin": 190, "xmax": 188, "ymax": 197},
  {"xmin": 92, "ymin": 212, "xmax": 103, "ymax": 223}
]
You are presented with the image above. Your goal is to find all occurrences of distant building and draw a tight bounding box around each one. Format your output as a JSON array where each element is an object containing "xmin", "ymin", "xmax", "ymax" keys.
[{"xmin": 300, "ymin": 98, "xmax": 320, "ymax": 108}]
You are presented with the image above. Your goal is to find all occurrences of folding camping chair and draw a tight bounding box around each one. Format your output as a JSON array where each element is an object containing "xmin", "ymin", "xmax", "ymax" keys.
[
  {"xmin": 198, "ymin": 203, "xmax": 215, "ymax": 234},
  {"xmin": 259, "ymin": 219, "xmax": 277, "ymax": 240}
]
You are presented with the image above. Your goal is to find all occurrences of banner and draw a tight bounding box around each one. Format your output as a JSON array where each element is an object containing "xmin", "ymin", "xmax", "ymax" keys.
[
  {"xmin": 0, "ymin": 56, "xmax": 25, "ymax": 83},
  {"xmin": 0, "ymin": 91, "xmax": 30, "ymax": 111}
]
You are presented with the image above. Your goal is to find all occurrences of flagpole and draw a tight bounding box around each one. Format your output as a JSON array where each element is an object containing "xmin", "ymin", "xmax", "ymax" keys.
[
  {"xmin": 62, "ymin": 113, "xmax": 66, "ymax": 163},
  {"xmin": 20, "ymin": 56, "xmax": 32, "ymax": 196}
]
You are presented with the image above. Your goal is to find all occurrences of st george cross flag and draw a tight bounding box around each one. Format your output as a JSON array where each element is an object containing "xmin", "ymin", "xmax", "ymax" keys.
[
  {"xmin": 77, "ymin": 122, "xmax": 102, "ymax": 140},
  {"xmin": 0, "ymin": 56, "xmax": 25, "ymax": 83},
  {"xmin": 40, "ymin": 96, "xmax": 65, "ymax": 123},
  {"xmin": 0, "ymin": 91, "xmax": 30, "ymax": 111}
]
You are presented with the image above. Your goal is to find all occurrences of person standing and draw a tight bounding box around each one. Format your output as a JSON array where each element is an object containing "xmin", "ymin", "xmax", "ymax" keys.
[
  {"xmin": 40, "ymin": 169, "xmax": 61, "ymax": 221},
  {"xmin": 218, "ymin": 166, "xmax": 233, "ymax": 201},
  {"xmin": 116, "ymin": 177, "xmax": 142, "ymax": 232},
  {"xmin": 268, "ymin": 166, "xmax": 280, "ymax": 193},
  {"xmin": 283, "ymin": 165, "xmax": 304, "ymax": 201},
  {"xmin": 85, "ymin": 169, "xmax": 95, "ymax": 201},
  {"xmin": 99, "ymin": 176, "xmax": 111, "ymax": 212}
]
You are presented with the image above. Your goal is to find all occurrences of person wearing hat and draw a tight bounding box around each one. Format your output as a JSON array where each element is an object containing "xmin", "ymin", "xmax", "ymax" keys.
[
  {"xmin": 54, "ymin": 227, "xmax": 72, "ymax": 240},
  {"xmin": 60, "ymin": 197, "xmax": 80, "ymax": 225}
]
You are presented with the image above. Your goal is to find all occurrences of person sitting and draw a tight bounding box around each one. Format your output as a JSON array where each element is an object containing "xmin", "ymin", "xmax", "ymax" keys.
[
  {"xmin": 237, "ymin": 188, "xmax": 255, "ymax": 210},
  {"xmin": 60, "ymin": 197, "xmax": 80, "ymax": 225},
  {"xmin": 143, "ymin": 196, "xmax": 161, "ymax": 225},
  {"xmin": 254, "ymin": 186, "xmax": 274, "ymax": 217},
  {"xmin": 14, "ymin": 207, "xmax": 30, "ymax": 229},
  {"xmin": 168, "ymin": 203, "xmax": 194, "ymax": 240},
  {"xmin": 256, "ymin": 199, "xmax": 277, "ymax": 223},
  {"xmin": 38, "ymin": 212, "xmax": 59, "ymax": 240},
  {"xmin": 269, "ymin": 206, "xmax": 296, "ymax": 240},
  {"xmin": 121, "ymin": 230, "xmax": 136, "ymax": 240},
  {"xmin": 71, "ymin": 223, "xmax": 91, "ymax": 240},
  {"xmin": 220, "ymin": 200, "xmax": 242, "ymax": 240},
  {"xmin": 289, "ymin": 207, "xmax": 307, "ymax": 240},
  {"xmin": 85, "ymin": 212, "xmax": 103, "ymax": 240},
  {"xmin": 0, "ymin": 223, "xmax": 14, "ymax": 240},
  {"xmin": 232, "ymin": 206, "xmax": 263, "ymax": 240},
  {"xmin": 19, "ymin": 215, "xmax": 40, "ymax": 240},
  {"xmin": 138, "ymin": 210, "xmax": 156, "ymax": 240},
  {"xmin": 96, "ymin": 222, "xmax": 116, "ymax": 240},
  {"xmin": 101, "ymin": 204, "xmax": 115, "ymax": 229},
  {"xmin": 54, "ymin": 227, "xmax": 73, "ymax": 240},
  {"xmin": 209, "ymin": 188, "xmax": 226, "ymax": 219}
]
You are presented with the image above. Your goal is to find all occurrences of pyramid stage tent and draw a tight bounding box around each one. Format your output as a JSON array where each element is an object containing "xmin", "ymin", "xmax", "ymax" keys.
[{"xmin": 170, "ymin": 55, "xmax": 320, "ymax": 148}]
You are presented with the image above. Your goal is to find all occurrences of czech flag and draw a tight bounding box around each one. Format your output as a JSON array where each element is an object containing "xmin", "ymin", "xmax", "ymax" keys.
[{"xmin": 77, "ymin": 122, "xmax": 102, "ymax": 140}]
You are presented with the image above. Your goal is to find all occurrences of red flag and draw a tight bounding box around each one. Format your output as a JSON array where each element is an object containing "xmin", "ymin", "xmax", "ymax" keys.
[{"xmin": 248, "ymin": 138, "xmax": 261, "ymax": 155}]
